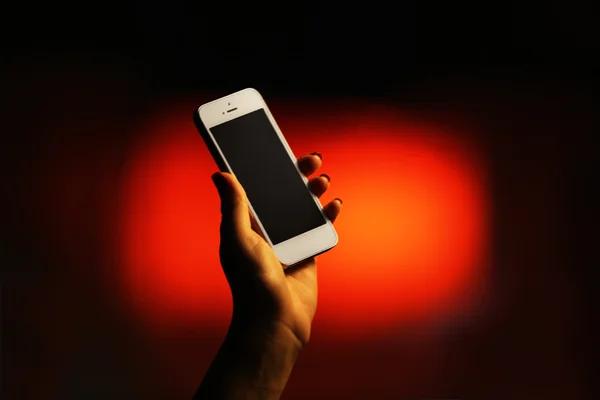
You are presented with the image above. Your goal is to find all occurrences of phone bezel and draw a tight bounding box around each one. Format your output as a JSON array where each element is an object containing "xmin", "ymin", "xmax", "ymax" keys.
[{"xmin": 195, "ymin": 88, "xmax": 338, "ymax": 266}]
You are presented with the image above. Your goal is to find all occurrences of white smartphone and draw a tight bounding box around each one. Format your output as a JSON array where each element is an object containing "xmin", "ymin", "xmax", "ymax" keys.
[{"xmin": 194, "ymin": 88, "xmax": 338, "ymax": 266}]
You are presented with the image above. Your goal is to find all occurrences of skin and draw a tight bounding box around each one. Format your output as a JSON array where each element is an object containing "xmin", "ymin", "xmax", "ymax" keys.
[{"xmin": 194, "ymin": 152, "xmax": 342, "ymax": 399}]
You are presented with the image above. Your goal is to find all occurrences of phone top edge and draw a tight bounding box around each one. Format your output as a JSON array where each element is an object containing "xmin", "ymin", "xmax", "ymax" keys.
[
  {"xmin": 197, "ymin": 88, "xmax": 262, "ymax": 113},
  {"xmin": 197, "ymin": 88, "xmax": 268, "ymax": 128}
]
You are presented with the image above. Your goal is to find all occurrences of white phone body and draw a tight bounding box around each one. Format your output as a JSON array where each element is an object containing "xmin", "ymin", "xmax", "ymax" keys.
[{"xmin": 194, "ymin": 88, "xmax": 338, "ymax": 266}]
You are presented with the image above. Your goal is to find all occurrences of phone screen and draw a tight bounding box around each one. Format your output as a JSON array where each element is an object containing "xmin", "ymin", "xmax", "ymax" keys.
[{"xmin": 210, "ymin": 108, "xmax": 326, "ymax": 245}]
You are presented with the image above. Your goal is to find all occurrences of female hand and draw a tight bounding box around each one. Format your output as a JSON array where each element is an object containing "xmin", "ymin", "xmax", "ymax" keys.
[{"xmin": 211, "ymin": 152, "xmax": 342, "ymax": 347}]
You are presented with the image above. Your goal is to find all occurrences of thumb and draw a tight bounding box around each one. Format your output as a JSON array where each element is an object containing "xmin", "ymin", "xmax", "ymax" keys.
[{"xmin": 211, "ymin": 172, "xmax": 252, "ymax": 241}]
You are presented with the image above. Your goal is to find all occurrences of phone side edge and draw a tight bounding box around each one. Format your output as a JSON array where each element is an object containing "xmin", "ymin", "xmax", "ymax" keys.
[{"xmin": 193, "ymin": 108, "xmax": 230, "ymax": 173}]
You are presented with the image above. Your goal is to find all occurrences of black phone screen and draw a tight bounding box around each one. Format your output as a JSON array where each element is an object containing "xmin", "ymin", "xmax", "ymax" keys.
[{"xmin": 210, "ymin": 108, "xmax": 326, "ymax": 245}]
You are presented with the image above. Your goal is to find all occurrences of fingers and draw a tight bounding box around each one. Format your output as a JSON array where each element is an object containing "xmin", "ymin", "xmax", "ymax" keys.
[
  {"xmin": 297, "ymin": 152, "xmax": 322, "ymax": 176},
  {"xmin": 299, "ymin": 152, "xmax": 330, "ymax": 198},
  {"xmin": 298, "ymin": 152, "xmax": 340, "ymax": 220},
  {"xmin": 308, "ymin": 174, "xmax": 330, "ymax": 198},
  {"xmin": 323, "ymin": 198, "xmax": 342, "ymax": 223},
  {"xmin": 211, "ymin": 172, "xmax": 253, "ymax": 240}
]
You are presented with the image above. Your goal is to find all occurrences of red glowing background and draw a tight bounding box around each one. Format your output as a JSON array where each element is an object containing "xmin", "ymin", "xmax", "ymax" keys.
[{"xmin": 118, "ymin": 100, "xmax": 489, "ymax": 337}]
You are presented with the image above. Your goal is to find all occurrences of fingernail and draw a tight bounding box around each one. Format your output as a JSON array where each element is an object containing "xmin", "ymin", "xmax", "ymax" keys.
[
  {"xmin": 311, "ymin": 151, "xmax": 322, "ymax": 160},
  {"xmin": 320, "ymin": 173, "xmax": 330, "ymax": 182},
  {"xmin": 335, "ymin": 197, "xmax": 343, "ymax": 205}
]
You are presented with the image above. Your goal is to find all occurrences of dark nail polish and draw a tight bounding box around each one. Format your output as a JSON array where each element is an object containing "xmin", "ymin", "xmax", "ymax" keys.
[
  {"xmin": 311, "ymin": 151, "xmax": 322, "ymax": 160},
  {"xmin": 335, "ymin": 198, "xmax": 343, "ymax": 205},
  {"xmin": 320, "ymin": 173, "xmax": 330, "ymax": 182}
]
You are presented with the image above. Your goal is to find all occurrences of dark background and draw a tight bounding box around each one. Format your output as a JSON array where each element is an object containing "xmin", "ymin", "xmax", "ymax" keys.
[{"xmin": 1, "ymin": 1, "xmax": 598, "ymax": 399}]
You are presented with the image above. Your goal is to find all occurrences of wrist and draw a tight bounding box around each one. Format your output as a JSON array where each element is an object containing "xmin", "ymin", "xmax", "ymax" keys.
[
  {"xmin": 214, "ymin": 318, "xmax": 302, "ymax": 397},
  {"xmin": 228, "ymin": 315, "xmax": 304, "ymax": 355},
  {"xmin": 230, "ymin": 301, "xmax": 308, "ymax": 347}
]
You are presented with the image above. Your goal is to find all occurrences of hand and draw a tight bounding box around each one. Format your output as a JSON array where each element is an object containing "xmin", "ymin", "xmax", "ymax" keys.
[
  {"xmin": 211, "ymin": 152, "xmax": 342, "ymax": 347},
  {"xmin": 195, "ymin": 152, "xmax": 341, "ymax": 399}
]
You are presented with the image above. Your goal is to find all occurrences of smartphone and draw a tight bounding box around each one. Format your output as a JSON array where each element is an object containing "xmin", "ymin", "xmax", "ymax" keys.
[{"xmin": 194, "ymin": 88, "xmax": 338, "ymax": 267}]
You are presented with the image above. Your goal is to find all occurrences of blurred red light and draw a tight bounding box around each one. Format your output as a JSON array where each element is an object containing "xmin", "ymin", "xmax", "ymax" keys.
[{"xmin": 118, "ymin": 101, "xmax": 489, "ymax": 337}]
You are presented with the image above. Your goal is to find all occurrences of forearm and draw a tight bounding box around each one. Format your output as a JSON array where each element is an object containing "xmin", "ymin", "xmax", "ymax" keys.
[{"xmin": 194, "ymin": 319, "xmax": 303, "ymax": 399}]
